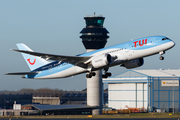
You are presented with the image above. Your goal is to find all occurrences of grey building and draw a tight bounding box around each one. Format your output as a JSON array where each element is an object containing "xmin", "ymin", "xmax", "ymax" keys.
[
  {"xmin": 0, "ymin": 90, "xmax": 108, "ymax": 110},
  {"xmin": 0, "ymin": 91, "xmax": 33, "ymax": 109},
  {"xmin": 103, "ymin": 69, "xmax": 180, "ymax": 112}
]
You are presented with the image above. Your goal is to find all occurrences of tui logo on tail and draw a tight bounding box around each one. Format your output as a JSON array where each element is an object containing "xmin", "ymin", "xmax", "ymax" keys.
[{"xmin": 27, "ymin": 58, "xmax": 36, "ymax": 65}]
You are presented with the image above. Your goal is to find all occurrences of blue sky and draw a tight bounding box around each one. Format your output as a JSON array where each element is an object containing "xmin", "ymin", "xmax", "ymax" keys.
[{"xmin": 1, "ymin": 0, "xmax": 180, "ymax": 91}]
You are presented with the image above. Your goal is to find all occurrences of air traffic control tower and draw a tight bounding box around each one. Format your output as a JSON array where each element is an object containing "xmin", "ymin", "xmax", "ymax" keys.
[{"xmin": 80, "ymin": 14, "xmax": 109, "ymax": 115}]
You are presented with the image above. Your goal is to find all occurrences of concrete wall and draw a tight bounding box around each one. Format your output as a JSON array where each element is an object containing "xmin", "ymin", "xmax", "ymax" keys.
[{"xmin": 33, "ymin": 97, "xmax": 60, "ymax": 105}]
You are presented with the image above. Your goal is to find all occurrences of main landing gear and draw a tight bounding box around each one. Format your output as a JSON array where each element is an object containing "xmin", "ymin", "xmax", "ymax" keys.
[
  {"xmin": 86, "ymin": 68, "xmax": 112, "ymax": 78},
  {"xmin": 86, "ymin": 72, "xmax": 96, "ymax": 78},
  {"xmin": 102, "ymin": 68, "xmax": 112, "ymax": 78},
  {"xmin": 159, "ymin": 51, "xmax": 165, "ymax": 60}
]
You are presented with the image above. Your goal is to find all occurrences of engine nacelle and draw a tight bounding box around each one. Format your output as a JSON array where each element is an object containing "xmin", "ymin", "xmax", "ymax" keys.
[
  {"xmin": 121, "ymin": 58, "xmax": 144, "ymax": 69},
  {"xmin": 92, "ymin": 54, "xmax": 112, "ymax": 68}
]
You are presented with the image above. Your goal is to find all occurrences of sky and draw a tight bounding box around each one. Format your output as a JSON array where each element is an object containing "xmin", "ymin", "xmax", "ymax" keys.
[{"xmin": 1, "ymin": 0, "xmax": 180, "ymax": 91}]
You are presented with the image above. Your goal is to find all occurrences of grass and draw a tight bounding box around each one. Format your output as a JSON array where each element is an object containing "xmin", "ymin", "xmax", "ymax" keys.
[{"xmin": 1, "ymin": 113, "xmax": 180, "ymax": 119}]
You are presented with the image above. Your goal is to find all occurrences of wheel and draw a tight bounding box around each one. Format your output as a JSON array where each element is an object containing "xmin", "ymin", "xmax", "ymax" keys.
[
  {"xmin": 159, "ymin": 56, "xmax": 164, "ymax": 60},
  {"xmin": 86, "ymin": 74, "xmax": 92, "ymax": 78},
  {"xmin": 106, "ymin": 72, "xmax": 112, "ymax": 77},
  {"xmin": 102, "ymin": 74, "xmax": 108, "ymax": 78},
  {"xmin": 90, "ymin": 72, "xmax": 96, "ymax": 76}
]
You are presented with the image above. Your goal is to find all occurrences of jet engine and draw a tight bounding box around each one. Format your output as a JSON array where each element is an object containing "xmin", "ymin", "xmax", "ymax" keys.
[
  {"xmin": 92, "ymin": 54, "xmax": 112, "ymax": 68},
  {"xmin": 121, "ymin": 58, "xmax": 144, "ymax": 69}
]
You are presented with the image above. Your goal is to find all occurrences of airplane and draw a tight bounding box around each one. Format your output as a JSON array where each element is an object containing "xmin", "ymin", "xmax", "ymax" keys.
[{"xmin": 6, "ymin": 35, "xmax": 175, "ymax": 79}]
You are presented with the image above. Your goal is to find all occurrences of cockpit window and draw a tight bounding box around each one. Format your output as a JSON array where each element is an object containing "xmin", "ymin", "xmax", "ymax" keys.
[{"xmin": 162, "ymin": 37, "xmax": 170, "ymax": 40}]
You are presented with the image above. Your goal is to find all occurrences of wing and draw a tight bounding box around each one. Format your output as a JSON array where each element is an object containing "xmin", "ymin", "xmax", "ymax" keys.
[{"xmin": 11, "ymin": 49, "xmax": 91, "ymax": 67}]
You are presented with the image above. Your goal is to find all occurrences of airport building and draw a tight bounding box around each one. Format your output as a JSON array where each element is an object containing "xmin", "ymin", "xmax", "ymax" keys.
[
  {"xmin": 0, "ymin": 90, "xmax": 108, "ymax": 115},
  {"xmin": 103, "ymin": 69, "xmax": 180, "ymax": 112},
  {"xmin": 2, "ymin": 69, "xmax": 180, "ymax": 114}
]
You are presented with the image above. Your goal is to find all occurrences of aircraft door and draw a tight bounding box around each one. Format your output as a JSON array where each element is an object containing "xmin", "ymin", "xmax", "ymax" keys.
[
  {"xmin": 124, "ymin": 45, "xmax": 129, "ymax": 52},
  {"xmin": 150, "ymin": 38, "xmax": 155, "ymax": 46}
]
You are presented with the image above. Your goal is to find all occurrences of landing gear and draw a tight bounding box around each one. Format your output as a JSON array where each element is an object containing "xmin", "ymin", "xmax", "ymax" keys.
[
  {"xmin": 86, "ymin": 68, "xmax": 112, "ymax": 78},
  {"xmin": 86, "ymin": 72, "xmax": 96, "ymax": 78},
  {"xmin": 159, "ymin": 56, "xmax": 164, "ymax": 60},
  {"xmin": 102, "ymin": 68, "xmax": 112, "ymax": 78},
  {"xmin": 159, "ymin": 51, "xmax": 165, "ymax": 60},
  {"xmin": 102, "ymin": 72, "xmax": 112, "ymax": 78}
]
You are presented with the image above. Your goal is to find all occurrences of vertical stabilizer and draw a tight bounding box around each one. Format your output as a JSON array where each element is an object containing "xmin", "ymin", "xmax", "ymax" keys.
[{"xmin": 16, "ymin": 43, "xmax": 50, "ymax": 71}]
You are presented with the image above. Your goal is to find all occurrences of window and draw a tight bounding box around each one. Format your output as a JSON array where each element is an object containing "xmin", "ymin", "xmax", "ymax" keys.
[
  {"xmin": 162, "ymin": 37, "xmax": 170, "ymax": 40},
  {"xmin": 85, "ymin": 19, "xmax": 104, "ymax": 27}
]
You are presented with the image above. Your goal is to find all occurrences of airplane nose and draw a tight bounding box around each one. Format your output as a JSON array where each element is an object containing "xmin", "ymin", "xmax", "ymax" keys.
[
  {"xmin": 162, "ymin": 40, "xmax": 175, "ymax": 51},
  {"xmin": 167, "ymin": 41, "xmax": 175, "ymax": 50},
  {"xmin": 171, "ymin": 41, "xmax": 175, "ymax": 48}
]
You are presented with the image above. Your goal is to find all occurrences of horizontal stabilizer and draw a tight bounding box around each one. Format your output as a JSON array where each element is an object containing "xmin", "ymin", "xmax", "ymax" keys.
[{"xmin": 5, "ymin": 72, "xmax": 38, "ymax": 75}]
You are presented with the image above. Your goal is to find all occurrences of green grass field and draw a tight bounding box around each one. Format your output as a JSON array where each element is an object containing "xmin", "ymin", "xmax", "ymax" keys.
[{"xmin": 1, "ymin": 113, "xmax": 180, "ymax": 119}]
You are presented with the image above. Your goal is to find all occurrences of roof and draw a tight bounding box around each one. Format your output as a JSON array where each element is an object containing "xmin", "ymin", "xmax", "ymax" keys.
[
  {"xmin": 112, "ymin": 69, "xmax": 180, "ymax": 77},
  {"xmin": 103, "ymin": 69, "xmax": 180, "ymax": 83},
  {"xmin": 32, "ymin": 105, "xmax": 97, "ymax": 111},
  {"xmin": 134, "ymin": 69, "xmax": 180, "ymax": 77}
]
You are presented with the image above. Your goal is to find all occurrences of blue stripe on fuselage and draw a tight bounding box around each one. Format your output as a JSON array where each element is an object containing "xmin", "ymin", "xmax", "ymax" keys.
[{"xmin": 27, "ymin": 61, "xmax": 73, "ymax": 78}]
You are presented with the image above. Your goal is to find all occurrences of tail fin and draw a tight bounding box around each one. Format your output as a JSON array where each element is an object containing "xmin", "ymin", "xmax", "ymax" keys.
[{"xmin": 16, "ymin": 43, "xmax": 50, "ymax": 71}]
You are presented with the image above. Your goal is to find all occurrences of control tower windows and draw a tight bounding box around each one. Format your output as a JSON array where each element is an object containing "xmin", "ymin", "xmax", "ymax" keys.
[{"xmin": 86, "ymin": 19, "xmax": 104, "ymax": 27}]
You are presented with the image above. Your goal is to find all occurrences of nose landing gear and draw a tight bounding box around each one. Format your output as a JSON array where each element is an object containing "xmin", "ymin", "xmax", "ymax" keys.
[
  {"xmin": 159, "ymin": 51, "xmax": 165, "ymax": 60},
  {"xmin": 159, "ymin": 56, "xmax": 164, "ymax": 60}
]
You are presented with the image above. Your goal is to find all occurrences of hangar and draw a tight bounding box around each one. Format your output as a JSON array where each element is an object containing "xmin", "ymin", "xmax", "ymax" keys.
[{"xmin": 103, "ymin": 69, "xmax": 180, "ymax": 112}]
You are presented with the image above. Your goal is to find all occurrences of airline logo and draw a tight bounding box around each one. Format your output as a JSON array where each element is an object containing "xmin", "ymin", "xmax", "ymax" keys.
[
  {"xmin": 27, "ymin": 58, "xmax": 36, "ymax": 65},
  {"xmin": 133, "ymin": 39, "xmax": 147, "ymax": 48},
  {"xmin": 163, "ymin": 82, "xmax": 166, "ymax": 84},
  {"xmin": 161, "ymin": 80, "xmax": 179, "ymax": 86}
]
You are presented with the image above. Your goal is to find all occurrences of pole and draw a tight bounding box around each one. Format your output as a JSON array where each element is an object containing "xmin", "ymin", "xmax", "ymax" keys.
[
  {"xmin": 173, "ymin": 74, "xmax": 175, "ymax": 113},
  {"xmin": 173, "ymin": 79, "xmax": 174, "ymax": 113}
]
